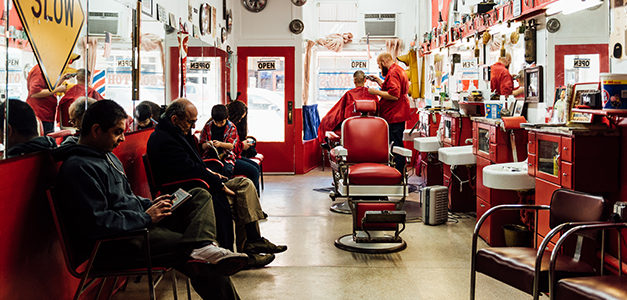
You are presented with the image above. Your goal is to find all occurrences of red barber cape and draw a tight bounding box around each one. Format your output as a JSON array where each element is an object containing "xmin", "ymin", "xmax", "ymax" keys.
[
  {"xmin": 317, "ymin": 87, "xmax": 379, "ymax": 142},
  {"xmin": 57, "ymin": 84, "xmax": 104, "ymax": 127}
]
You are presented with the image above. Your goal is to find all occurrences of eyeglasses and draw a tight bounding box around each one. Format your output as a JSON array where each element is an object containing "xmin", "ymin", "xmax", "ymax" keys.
[{"xmin": 186, "ymin": 119, "xmax": 197, "ymax": 125}]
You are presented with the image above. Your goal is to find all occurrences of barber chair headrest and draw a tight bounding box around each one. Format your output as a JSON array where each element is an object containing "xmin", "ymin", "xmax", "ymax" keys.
[
  {"xmin": 354, "ymin": 100, "xmax": 377, "ymax": 114},
  {"xmin": 501, "ymin": 116, "xmax": 527, "ymax": 130}
]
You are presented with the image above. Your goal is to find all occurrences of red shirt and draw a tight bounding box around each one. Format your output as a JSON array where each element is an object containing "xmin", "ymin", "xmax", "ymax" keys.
[
  {"xmin": 57, "ymin": 84, "xmax": 104, "ymax": 127},
  {"xmin": 379, "ymin": 63, "xmax": 410, "ymax": 124},
  {"xmin": 490, "ymin": 62, "xmax": 513, "ymax": 96},
  {"xmin": 317, "ymin": 86, "xmax": 378, "ymax": 142},
  {"xmin": 26, "ymin": 66, "xmax": 57, "ymax": 122}
]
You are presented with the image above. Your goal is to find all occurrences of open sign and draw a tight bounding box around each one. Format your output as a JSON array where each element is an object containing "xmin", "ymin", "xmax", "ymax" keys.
[
  {"xmin": 190, "ymin": 61, "xmax": 211, "ymax": 70},
  {"xmin": 351, "ymin": 60, "xmax": 367, "ymax": 69},
  {"xmin": 257, "ymin": 61, "xmax": 276, "ymax": 70}
]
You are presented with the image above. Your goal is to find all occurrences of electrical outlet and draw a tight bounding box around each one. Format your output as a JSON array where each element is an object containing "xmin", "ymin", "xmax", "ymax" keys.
[{"xmin": 613, "ymin": 202, "xmax": 627, "ymax": 221}]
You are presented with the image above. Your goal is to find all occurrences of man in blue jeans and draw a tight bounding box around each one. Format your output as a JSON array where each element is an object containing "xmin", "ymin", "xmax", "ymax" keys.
[{"xmin": 367, "ymin": 52, "xmax": 410, "ymax": 172}]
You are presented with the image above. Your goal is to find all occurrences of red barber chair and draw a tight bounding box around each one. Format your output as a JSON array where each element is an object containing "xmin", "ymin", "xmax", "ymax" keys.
[{"xmin": 331, "ymin": 99, "xmax": 412, "ymax": 253}]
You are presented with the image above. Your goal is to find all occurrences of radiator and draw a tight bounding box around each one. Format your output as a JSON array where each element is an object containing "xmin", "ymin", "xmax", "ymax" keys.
[{"xmin": 421, "ymin": 185, "xmax": 448, "ymax": 225}]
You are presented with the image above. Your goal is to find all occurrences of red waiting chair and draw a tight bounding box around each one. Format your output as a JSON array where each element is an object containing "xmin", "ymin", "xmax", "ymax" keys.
[
  {"xmin": 331, "ymin": 99, "xmax": 412, "ymax": 253},
  {"xmin": 46, "ymin": 188, "xmax": 189, "ymax": 300}
]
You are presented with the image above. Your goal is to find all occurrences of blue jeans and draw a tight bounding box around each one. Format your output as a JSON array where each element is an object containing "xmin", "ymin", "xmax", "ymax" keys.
[
  {"xmin": 389, "ymin": 122, "xmax": 406, "ymax": 173},
  {"xmin": 234, "ymin": 157, "xmax": 261, "ymax": 196}
]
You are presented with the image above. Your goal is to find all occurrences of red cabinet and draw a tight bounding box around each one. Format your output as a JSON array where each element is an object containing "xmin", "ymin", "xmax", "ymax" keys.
[
  {"xmin": 528, "ymin": 129, "xmax": 620, "ymax": 246},
  {"xmin": 419, "ymin": 110, "xmax": 441, "ymax": 137},
  {"xmin": 441, "ymin": 113, "xmax": 472, "ymax": 147}
]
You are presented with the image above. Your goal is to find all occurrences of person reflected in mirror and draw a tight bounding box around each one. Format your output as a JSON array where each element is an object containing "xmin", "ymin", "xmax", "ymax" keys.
[
  {"xmin": 61, "ymin": 97, "xmax": 97, "ymax": 146},
  {"xmin": 0, "ymin": 99, "xmax": 57, "ymax": 158},
  {"xmin": 26, "ymin": 65, "xmax": 69, "ymax": 135},
  {"xmin": 367, "ymin": 52, "xmax": 410, "ymax": 173},
  {"xmin": 57, "ymin": 69, "xmax": 104, "ymax": 130},
  {"xmin": 490, "ymin": 53, "xmax": 523, "ymax": 98}
]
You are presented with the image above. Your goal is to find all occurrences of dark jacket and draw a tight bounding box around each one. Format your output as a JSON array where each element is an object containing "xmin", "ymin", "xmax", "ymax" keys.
[
  {"xmin": 54, "ymin": 144, "xmax": 153, "ymax": 256},
  {"xmin": 7, "ymin": 136, "xmax": 57, "ymax": 157},
  {"xmin": 147, "ymin": 117, "xmax": 234, "ymax": 249}
]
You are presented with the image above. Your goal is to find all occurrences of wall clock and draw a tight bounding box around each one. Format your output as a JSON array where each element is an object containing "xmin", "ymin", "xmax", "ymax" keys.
[
  {"xmin": 289, "ymin": 19, "xmax": 304, "ymax": 34},
  {"xmin": 200, "ymin": 4, "xmax": 211, "ymax": 35},
  {"xmin": 242, "ymin": 0, "xmax": 267, "ymax": 13},
  {"xmin": 291, "ymin": 0, "xmax": 306, "ymax": 6}
]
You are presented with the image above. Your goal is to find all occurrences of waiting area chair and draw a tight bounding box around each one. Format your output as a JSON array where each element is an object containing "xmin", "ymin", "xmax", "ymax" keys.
[
  {"xmin": 470, "ymin": 188, "xmax": 605, "ymax": 300},
  {"xmin": 331, "ymin": 99, "xmax": 412, "ymax": 253},
  {"xmin": 548, "ymin": 222, "xmax": 627, "ymax": 300},
  {"xmin": 46, "ymin": 188, "xmax": 190, "ymax": 300}
]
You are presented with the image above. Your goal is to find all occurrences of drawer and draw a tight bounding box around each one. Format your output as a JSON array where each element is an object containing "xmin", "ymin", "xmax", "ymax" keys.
[
  {"xmin": 561, "ymin": 137, "xmax": 572, "ymax": 162},
  {"xmin": 476, "ymin": 198, "xmax": 491, "ymax": 245},
  {"xmin": 527, "ymin": 154, "xmax": 536, "ymax": 177},
  {"xmin": 490, "ymin": 143, "xmax": 510, "ymax": 163},
  {"xmin": 476, "ymin": 156, "xmax": 491, "ymax": 200},
  {"xmin": 528, "ymin": 132, "xmax": 536, "ymax": 155},
  {"xmin": 535, "ymin": 178, "xmax": 561, "ymax": 237},
  {"xmin": 472, "ymin": 138, "xmax": 478, "ymax": 155},
  {"xmin": 561, "ymin": 161, "xmax": 572, "ymax": 189},
  {"xmin": 443, "ymin": 175, "xmax": 451, "ymax": 190}
]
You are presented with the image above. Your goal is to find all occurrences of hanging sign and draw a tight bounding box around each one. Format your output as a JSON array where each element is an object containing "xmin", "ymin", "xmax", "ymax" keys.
[
  {"xmin": 13, "ymin": 0, "xmax": 85, "ymax": 90},
  {"xmin": 351, "ymin": 59, "xmax": 368, "ymax": 69},
  {"xmin": 190, "ymin": 61, "xmax": 211, "ymax": 70},
  {"xmin": 573, "ymin": 58, "xmax": 591, "ymax": 69},
  {"xmin": 257, "ymin": 60, "xmax": 276, "ymax": 70}
]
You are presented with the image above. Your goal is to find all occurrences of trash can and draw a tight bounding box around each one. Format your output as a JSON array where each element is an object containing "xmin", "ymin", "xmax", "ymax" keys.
[{"xmin": 503, "ymin": 224, "xmax": 533, "ymax": 247}]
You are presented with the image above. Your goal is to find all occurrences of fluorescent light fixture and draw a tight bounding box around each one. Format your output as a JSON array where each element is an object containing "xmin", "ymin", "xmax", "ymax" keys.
[{"xmin": 562, "ymin": 0, "xmax": 602, "ymax": 15}]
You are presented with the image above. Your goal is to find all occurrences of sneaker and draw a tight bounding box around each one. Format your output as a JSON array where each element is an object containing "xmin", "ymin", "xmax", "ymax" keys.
[
  {"xmin": 243, "ymin": 237, "xmax": 287, "ymax": 254},
  {"xmin": 244, "ymin": 253, "xmax": 275, "ymax": 269},
  {"xmin": 190, "ymin": 243, "xmax": 248, "ymax": 276}
]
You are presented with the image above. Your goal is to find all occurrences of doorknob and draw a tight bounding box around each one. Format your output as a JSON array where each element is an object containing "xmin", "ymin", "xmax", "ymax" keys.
[{"xmin": 287, "ymin": 101, "xmax": 293, "ymax": 124}]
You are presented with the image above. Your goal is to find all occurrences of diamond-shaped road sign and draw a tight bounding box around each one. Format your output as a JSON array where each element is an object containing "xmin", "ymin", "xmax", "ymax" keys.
[{"xmin": 13, "ymin": 0, "xmax": 85, "ymax": 91}]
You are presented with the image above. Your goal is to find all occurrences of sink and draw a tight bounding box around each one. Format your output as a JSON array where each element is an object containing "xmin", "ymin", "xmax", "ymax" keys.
[
  {"xmin": 403, "ymin": 129, "xmax": 421, "ymax": 141},
  {"xmin": 414, "ymin": 137, "xmax": 441, "ymax": 152},
  {"xmin": 483, "ymin": 161, "xmax": 535, "ymax": 190},
  {"xmin": 438, "ymin": 145, "xmax": 476, "ymax": 165}
]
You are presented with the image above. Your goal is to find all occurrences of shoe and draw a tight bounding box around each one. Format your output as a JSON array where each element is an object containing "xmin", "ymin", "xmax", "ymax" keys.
[
  {"xmin": 190, "ymin": 243, "xmax": 248, "ymax": 276},
  {"xmin": 244, "ymin": 253, "xmax": 275, "ymax": 269},
  {"xmin": 243, "ymin": 237, "xmax": 287, "ymax": 254},
  {"xmin": 262, "ymin": 211, "xmax": 268, "ymax": 219}
]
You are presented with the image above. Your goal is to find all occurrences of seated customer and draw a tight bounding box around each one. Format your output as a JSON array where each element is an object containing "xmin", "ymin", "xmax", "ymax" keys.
[
  {"xmin": 317, "ymin": 70, "xmax": 379, "ymax": 142},
  {"xmin": 0, "ymin": 99, "xmax": 57, "ymax": 157},
  {"xmin": 131, "ymin": 101, "xmax": 161, "ymax": 131},
  {"xmin": 147, "ymin": 99, "xmax": 286, "ymax": 268},
  {"xmin": 226, "ymin": 100, "xmax": 262, "ymax": 195},
  {"xmin": 55, "ymin": 100, "xmax": 247, "ymax": 300},
  {"xmin": 61, "ymin": 96, "xmax": 97, "ymax": 145}
]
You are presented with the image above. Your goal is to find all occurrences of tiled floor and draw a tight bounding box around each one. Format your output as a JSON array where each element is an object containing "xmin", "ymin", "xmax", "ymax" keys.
[{"xmin": 114, "ymin": 168, "xmax": 534, "ymax": 299}]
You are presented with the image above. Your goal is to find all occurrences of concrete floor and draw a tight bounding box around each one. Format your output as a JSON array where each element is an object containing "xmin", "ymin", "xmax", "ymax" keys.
[{"xmin": 114, "ymin": 168, "xmax": 536, "ymax": 300}]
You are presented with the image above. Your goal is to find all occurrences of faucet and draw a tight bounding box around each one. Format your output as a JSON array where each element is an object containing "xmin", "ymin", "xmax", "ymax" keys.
[{"xmin": 465, "ymin": 138, "xmax": 473, "ymax": 145}]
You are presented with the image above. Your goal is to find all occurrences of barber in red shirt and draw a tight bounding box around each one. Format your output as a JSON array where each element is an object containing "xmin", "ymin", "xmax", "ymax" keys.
[
  {"xmin": 26, "ymin": 65, "xmax": 69, "ymax": 134},
  {"xmin": 490, "ymin": 53, "xmax": 523, "ymax": 97},
  {"xmin": 367, "ymin": 52, "xmax": 410, "ymax": 173}
]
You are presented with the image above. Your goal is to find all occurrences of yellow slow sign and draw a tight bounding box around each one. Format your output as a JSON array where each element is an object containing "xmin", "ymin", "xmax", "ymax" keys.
[{"xmin": 13, "ymin": 0, "xmax": 85, "ymax": 90}]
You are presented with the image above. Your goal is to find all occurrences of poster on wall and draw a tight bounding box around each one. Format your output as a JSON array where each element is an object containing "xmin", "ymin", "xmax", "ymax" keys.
[
  {"xmin": 142, "ymin": 0, "xmax": 153, "ymax": 17},
  {"xmin": 431, "ymin": 0, "xmax": 451, "ymax": 28},
  {"xmin": 212, "ymin": 6, "xmax": 217, "ymax": 38}
]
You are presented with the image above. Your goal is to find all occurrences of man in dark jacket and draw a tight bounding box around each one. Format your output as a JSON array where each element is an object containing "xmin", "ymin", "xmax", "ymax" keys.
[
  {"xmin": 0, "ymin": 99, "xmax": 57, "ymax": 158},
  {"xmin": 55, "ymin": 100, "xmax": 247, "ymax": 300},
  {"xmin": 147, "ymin": 98, "xmax": 286, "ymax": 269}
]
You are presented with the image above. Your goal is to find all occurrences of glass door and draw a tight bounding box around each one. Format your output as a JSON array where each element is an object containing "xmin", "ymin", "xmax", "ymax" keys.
[{"xmin": 238, "ymin": 47, "xmax": 295, "ymax": 173}]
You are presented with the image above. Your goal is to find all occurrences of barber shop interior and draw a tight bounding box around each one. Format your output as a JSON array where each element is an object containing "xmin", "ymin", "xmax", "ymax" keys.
[{"xmin": 2, "ymin": 0, "xmax": 627, "ymax": 299}]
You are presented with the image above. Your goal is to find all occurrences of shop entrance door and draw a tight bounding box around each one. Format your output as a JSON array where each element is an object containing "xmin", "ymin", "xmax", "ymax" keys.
[{"xmin": 237, "ymin": 47, "xmax": 295, "ymax": 173}]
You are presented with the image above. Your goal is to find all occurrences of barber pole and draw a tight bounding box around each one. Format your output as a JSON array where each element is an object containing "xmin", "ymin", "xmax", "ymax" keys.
[
  {"xmin": 178, "ymin": 32, "xmax": 189, "ymax": 97},
  {"xmin": 92, "ymin": 69, "xmax": 106, "ymax": 97}
]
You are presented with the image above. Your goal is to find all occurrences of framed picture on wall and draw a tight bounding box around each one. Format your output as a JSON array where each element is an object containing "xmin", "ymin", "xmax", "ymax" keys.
[
  {"xmin": 513, "ymin": 99, "xmax": 525, "ymax": 116},
  {"xmin": 524, "ymin": 66, "xmax": 544, "ymax": 103},
  {"xmin": 141, "ymin": 0, "xmax": 153, "ymax": 17}
]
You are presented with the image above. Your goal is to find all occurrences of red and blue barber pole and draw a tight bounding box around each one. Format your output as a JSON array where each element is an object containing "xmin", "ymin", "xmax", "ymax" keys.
[{"xmin": 92, "ymin": 69, "xmax": 106, "ymax": 97}]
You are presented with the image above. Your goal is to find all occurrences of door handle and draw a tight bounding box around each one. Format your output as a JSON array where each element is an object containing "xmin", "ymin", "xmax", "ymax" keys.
[{"xmin": 287, "ymin": 101, "xmax": 293, "ymax": 124}]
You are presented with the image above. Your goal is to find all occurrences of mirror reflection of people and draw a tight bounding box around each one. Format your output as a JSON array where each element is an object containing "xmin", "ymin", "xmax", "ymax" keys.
[
  {"xmin": 57, "ymin": 69, "xmax": 104, "ymax": 130},
  {"xmin": 367, "ymin": 52, "xmax": 410, "ymax": 173},
  {"xmin": 490, "ymin": 53, "xmax": 523, "ymax": 97},
  {"xmin": 317, "ymin": 70, "xmax": 379, "ymax": 142},
  {"xmin": 26, "ymin": 65, "xmax": 69, "ymax": 135},
  {"xmin": 61, "ymin": 97, "xmax": 97, "ymax": 146},
  {"xmin": 0, "ymin": 99, "xmax": 57, "ymax": 158},
  {"xmin": 132, "ymin": 101, "xmax": 161, "ymax": 131}
]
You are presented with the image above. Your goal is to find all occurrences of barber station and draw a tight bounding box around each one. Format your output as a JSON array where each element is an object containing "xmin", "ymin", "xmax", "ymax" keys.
[{"xmin": 2, "ymin": 0, "xmax": 627, "ymax": 299}]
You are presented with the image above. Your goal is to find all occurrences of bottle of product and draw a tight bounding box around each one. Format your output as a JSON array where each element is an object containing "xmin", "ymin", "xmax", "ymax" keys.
[{"xmin": 552, "ymin": 151, "xmax": 559, "ymax": 176}]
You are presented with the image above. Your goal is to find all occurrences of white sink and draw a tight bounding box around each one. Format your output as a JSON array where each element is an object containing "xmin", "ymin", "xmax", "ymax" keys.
[
  {"xmin": 403, "ymin": 129, "xmax": 421, "ymax": 141},
  {"xmin": 414, "ymin": 137, "xmax": 441, "ymax": 152},
  {"xmin": 438, "ymin": 145, "xmax": 476, "ymax": 165},
  {"xmin": 483, "ymin": 161, "xmax": 535, "ymax": 190}
]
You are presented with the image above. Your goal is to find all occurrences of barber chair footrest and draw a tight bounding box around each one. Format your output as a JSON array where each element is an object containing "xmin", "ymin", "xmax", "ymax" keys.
[
  {"xmin": 362, "ymin": 210, "xmax": 406, "ymax": 224},
  {"xmin": 334, "ymin": 233, "xmax": 407, "ymax": 254}
]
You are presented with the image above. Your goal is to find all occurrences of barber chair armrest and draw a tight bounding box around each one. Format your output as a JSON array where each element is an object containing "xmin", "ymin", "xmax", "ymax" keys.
[
  {"xmin": 392, "ymin": 146, "xmax": 413, "ymax": 158},
  {"xmin": 331, "ymin": 146, "xmax": 347, "ymax": 158}
]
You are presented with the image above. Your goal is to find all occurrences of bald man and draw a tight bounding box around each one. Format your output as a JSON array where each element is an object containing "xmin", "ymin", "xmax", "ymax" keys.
[
  {"xmin": 490, "ymin": 53, "xmax": 523, "ymax": 97},
  {"xmin": 317, "ymin": 70, "xmax": 379, "ymax": 142},
  {"xmin": 367, "ymin": 52, "xmax": 410, "ymax": 172}
]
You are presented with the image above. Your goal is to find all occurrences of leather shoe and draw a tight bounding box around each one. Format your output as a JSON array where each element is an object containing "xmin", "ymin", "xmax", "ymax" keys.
[
  {"xmin": 245, "ymin": 253, "xmax": 275, "ymax": 269},
  {"xmin": 244, "ymin": 237, "xmax": 287, "ymax": 254}
]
